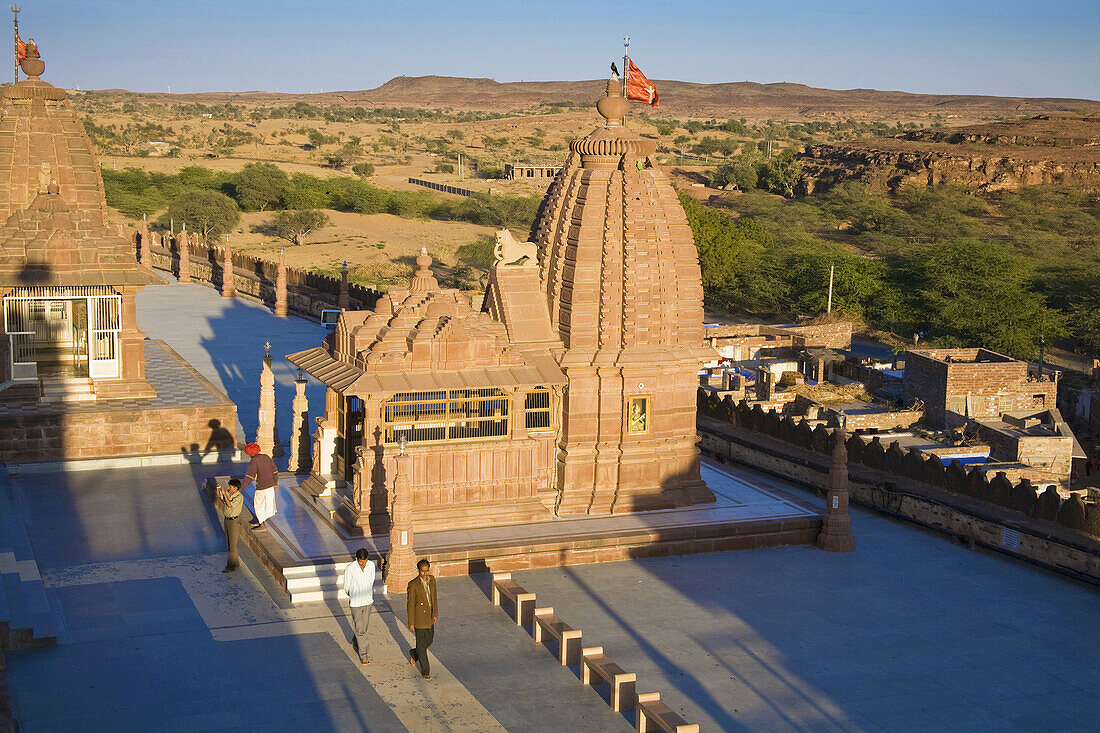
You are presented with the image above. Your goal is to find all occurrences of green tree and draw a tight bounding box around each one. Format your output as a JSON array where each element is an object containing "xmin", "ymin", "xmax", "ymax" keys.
[
  {"xmin": 273, "ymin": 209, "xmax": 329, "ymax": 246},
  {"xmin": 819, "ymin": 180, "xmax": 907, "ymax": 233},
  {"xmin": 708, "ymin": 148, "xmax": 762, "ymax": 191},
  {"xmin": 898, "ymin": 239, "xmax": 1066, "ymax": 358},
  {"xmin": 680, "ymin": 194, "xmax": 770, "ymax": 311},
  {"xmin": 232, "ymin": 162, "xmax": 288, "ymax": 211},
  {"xmin": 758, "ymin": 149, "xmax": 802, "ymax": 197},
  {"xmin": 165, "ymin": 190, "xmax": 240, "ymax": 242},
  {"xmin": 307, "ymin": 129, "xmax": 328, "ymax": 149},
  {"xmin": 352, "ymin": 162, "xmax": 375, "ymax": 178},
  {"xmin": 325, "ymin": 140, "xmax": 364, "ymax": 170},
  {"xmin": 282, "ymin": 173, "xmax": 331, "ymax": 209}
]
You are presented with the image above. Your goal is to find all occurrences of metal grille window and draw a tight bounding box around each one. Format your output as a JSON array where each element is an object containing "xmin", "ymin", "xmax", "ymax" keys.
[
  {"xmin": 524, "ymin": 386, "xmax": 552, "ymax": 430},
  {"xmin": 383, "ymin": 388, "xmax": 510, "ymax": 445}
]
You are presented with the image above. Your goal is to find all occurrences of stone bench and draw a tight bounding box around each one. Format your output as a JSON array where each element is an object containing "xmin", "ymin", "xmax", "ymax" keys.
[
  {"xmin": 532, "ymin": 606, "xmax": 582, "ymax": 666},
  {"xmin": 581, "ymin": 646, "xmax": 636, "ymax": 712},
  {"xmin": 635, "ymin": 692, "xmax": 698, "ymax": 733},
  {"xmin": 491, "ymin": 572, "xmax": 536, "ymax": 627}
]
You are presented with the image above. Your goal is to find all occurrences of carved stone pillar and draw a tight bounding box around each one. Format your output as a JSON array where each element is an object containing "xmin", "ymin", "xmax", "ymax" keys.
[
  {"xmin": 275, "ymin": 249, "xmax": 288, "ymax": 318},
  {"xmin": 385, "ymin": 446, "xmax": 417, "ymax": 593},
  {"xmin": 351, "ymin": 446, "xmax": 366, "ymax": 511},
  {"xmin": 177, "ymin": 229, "xmax": 192, "ymax": 284},
  {"xmin": 221, "ymin": 235, "xmax": 236, "ymax": 298},
  {"xmin": 301, "ymin": 415, "xmax": 338, "ymax": 497},
  {"xmin": 139, "ymin": 216, "xmax": 151, "ymax": 267},
  {"xmin": 256, "ymin": 349, "xmax": 282, "ymax": 457},
  {"xmin": 817, "ymin": 426, "xmax": 856, "ymax": 553},
  {"xmin": 338, "ymin": 260, "xmax": 350, "ymax": 310},
  {"xmin": 289, "ymin": 372, "xmax": 310, "ymax": 473}
]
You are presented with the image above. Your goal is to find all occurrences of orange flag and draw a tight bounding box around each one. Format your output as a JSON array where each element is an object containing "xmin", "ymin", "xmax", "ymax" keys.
[
  {"xmin": 15, "ymin": 33, "xmax": 25, "ymax": 63},
  {"xmin": 626, "ymin": 58, "xmax": 659, "ymax": 106}
]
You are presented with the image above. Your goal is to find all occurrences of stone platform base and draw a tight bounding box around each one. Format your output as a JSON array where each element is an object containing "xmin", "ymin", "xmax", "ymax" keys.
[
  {"xmin": 206, "ymin": 461, "xmax": 823, "ymax": 603},
  {"xmin": 0, "ymin": 340, "xmax": 237, "ymax": 463}
]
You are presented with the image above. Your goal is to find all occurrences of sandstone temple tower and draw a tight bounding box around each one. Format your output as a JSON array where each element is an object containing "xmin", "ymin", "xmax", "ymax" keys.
[
  {"xmin": 291, "ymin": 74, "xmax": 715, "ymax": 533},
  {"xmin": 0, "ymin": 40, "xmax": 159, "ymax": 400},
  {"xmin": 534, "ymin": 78, "xmax": 716, "ymax": 515}
]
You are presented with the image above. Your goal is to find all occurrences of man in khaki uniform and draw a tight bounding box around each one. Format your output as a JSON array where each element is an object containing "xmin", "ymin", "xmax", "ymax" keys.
[
  {"xmin": 407, "ymin": 559, "xmax": 438, "ymax": 680},
  {"xmin": 216, "ymin": 479, "xmax": 244, "ymax": 573}
]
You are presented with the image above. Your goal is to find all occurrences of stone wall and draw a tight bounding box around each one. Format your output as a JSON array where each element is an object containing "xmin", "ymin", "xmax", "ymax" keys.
[
  {"xmin": 141, "ymin": 235, "xmax": 381, "ymax": 318},
  {"xmin": 768, "ymin": 321, "xmax": 852, "ymax": 349},
  {"xmin": 840, "ymin": 409, "xmax": 922, "ymax": 431},
  {"xmin": 0, "ymin": 401, "xmax": 237, "ymax": 462},
  {"xmin": 698, "ymin": 388, "xmax": 1100, "ymax": 544},
  {"xmin": 407, "ymin": 178, "xmax": 473, "ymax": 197},
  {"xmin": 696, "ymin": 402, "xmax": 1100, "ymax": 583},
  {"xmin": 905, "ymin": 349, "xmax": 1056, "ymax": 426}
]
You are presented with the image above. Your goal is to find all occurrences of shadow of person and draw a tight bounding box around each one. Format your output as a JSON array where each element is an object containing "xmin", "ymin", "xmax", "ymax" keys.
[
  {"xmin": 181, "ymin": 443, "xmax": 202, "ymax": 464},
  {"xmin": 203, "ymin": 419, "xmax": 235, "ymax": 461}
]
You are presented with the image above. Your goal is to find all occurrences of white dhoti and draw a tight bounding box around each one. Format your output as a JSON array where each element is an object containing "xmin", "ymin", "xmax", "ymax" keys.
[{"xmin": 253, "ymin": 487, "xmax": 277, "ymax": 524}]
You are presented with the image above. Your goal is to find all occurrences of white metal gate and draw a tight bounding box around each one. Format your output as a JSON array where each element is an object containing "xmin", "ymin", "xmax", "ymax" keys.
[{"xmin": 3, "ymin": 287, "xmax": 122, "ymax": 381}]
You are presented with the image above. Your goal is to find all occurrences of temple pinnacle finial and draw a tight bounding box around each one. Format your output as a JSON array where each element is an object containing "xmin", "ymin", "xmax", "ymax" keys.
[
  {"xmin": 596, "ymin": 73, "xmax": 629, "ymax": 126},
  {"xmin": 19, "ymin": 37, "xmax": 43, "ymax": 79},
  {"xmin": 409, "ymin": 247, "xmax": 439, "ymax": 294}
]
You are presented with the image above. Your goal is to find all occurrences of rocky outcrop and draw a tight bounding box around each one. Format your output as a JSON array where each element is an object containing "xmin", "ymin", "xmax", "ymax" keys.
[{"xmin": 798, "ymin": 115, "xmax": 1100, "ymax": 193}]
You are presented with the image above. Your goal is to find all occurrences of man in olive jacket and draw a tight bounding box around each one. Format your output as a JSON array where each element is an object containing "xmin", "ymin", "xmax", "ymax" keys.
[{"xmin": 407, "ymin": 558, "xmax": 438, "ymax": 680}]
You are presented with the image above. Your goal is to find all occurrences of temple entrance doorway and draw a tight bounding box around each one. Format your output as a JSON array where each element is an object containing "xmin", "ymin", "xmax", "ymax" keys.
[
  {"xmin": 3, "ymin": 287, "xmax": 121, "ymax": 383},
  {"xmin": 335, "ymin": 394, "xmax": 364, "ymax": 483}
]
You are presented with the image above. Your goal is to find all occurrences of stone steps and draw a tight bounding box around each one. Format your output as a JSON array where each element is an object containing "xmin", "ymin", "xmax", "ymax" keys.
[
  {"xmin": 0, "ymin": 475, "xmax": 58, "ymax": 649},
  {"xmin": 282, "ymin": 562, "xmax": 345, "ymax": 603},
  {"xmin": 39, "ymin": 376, "xmax": 95, "ymax": 403}
]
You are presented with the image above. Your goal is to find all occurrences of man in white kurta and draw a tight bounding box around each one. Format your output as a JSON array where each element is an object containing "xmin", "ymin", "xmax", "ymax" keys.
[
  {"xmin": 343, "ymin": 548, "xmax": 376, "ymax": 665},
  {"xmin": 240, "ymin": 442, "xmax": 277, "ymax": 530}
]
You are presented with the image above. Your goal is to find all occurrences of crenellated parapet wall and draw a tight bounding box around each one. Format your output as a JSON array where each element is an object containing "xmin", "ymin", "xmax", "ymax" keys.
[
  {"xmin": 697, "ymin": 387, "xmax": 1100, "ymax": 541},
  {"xmin": 137, "ymin": 232, "xmax": 381, "ymax": 318}
]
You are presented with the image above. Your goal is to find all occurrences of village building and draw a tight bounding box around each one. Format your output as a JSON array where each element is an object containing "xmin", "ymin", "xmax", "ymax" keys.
[
  {"xmin": 504, "ymin": 163, "xmax": 563, "ymax": 179},
  {"xmin": 903, "ymin": 347, "xmax": 1058, "ymax": 428},
  {"xmin": 291, "ymin": 78, "xmax": 717, "ymax": 533}
]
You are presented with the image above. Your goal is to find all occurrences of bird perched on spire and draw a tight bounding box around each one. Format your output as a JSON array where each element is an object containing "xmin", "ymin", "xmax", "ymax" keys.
[{"xmin": 610, "ymin": 61, "xmax": 620, "ymax": 77}]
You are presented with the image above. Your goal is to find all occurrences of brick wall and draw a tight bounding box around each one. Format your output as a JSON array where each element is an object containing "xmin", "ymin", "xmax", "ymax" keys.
[{"xmin": 905, "ymin": 348, "xmax": 1057, "ymax": 427}]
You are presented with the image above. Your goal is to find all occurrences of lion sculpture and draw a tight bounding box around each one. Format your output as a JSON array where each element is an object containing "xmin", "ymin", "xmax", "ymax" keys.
[{"xmin": 494, "ymin": 229, "xmax": 537, "ymax": 266}]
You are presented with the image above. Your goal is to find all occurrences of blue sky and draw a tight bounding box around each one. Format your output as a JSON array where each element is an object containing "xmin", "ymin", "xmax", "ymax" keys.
[{"xmin": 17, "ymin": 0, "xmax": 1100, "ymax": 99}]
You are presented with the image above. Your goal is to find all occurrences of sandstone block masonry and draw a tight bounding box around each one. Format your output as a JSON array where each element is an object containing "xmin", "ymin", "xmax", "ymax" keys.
[{"xmin": 904, "ymin": 348, "xmax": 1056, "ymax": 427}]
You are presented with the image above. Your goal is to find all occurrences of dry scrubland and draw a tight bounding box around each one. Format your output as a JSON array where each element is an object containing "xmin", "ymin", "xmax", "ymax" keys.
[
  {"xmin": 81, "ymin": 78, "xmax": 1099, "ymax": 368},
  {"xmin": 86, "ymin": 78, "xmax": 1090, "ymax": 280}
]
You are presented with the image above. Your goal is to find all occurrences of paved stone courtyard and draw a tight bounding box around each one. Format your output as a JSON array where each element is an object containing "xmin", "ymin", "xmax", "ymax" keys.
[{"xmin": 3, "ymin": 281, "xmax": 1098, "ymax": 731}]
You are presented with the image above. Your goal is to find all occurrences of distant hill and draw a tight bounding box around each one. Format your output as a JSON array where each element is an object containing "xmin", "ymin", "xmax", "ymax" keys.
[{"xmin": 83, "ymin": 76, "xmax": 1100, "ymax": 121}]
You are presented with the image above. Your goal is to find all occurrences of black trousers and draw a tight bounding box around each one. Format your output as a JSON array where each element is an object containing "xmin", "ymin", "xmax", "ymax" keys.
[{"xmin": 410, "ymin": 626, "xmax": 435, "ymax": 676}]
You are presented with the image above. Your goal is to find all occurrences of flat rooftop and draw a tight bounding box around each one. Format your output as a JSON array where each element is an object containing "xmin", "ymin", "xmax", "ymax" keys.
[{"xmin": 907, "ymin": 347, "xmax": 1017, "ymax": 364}]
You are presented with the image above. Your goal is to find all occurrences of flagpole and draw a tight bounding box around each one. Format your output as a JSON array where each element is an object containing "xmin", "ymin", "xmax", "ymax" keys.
[
  {"xmin": 11, "ymin": 5, "xmax": 19, "ymax": 84},
  {"xmin": 622, "ymin": 36, "xmax": 629, "ymax": 98}
]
